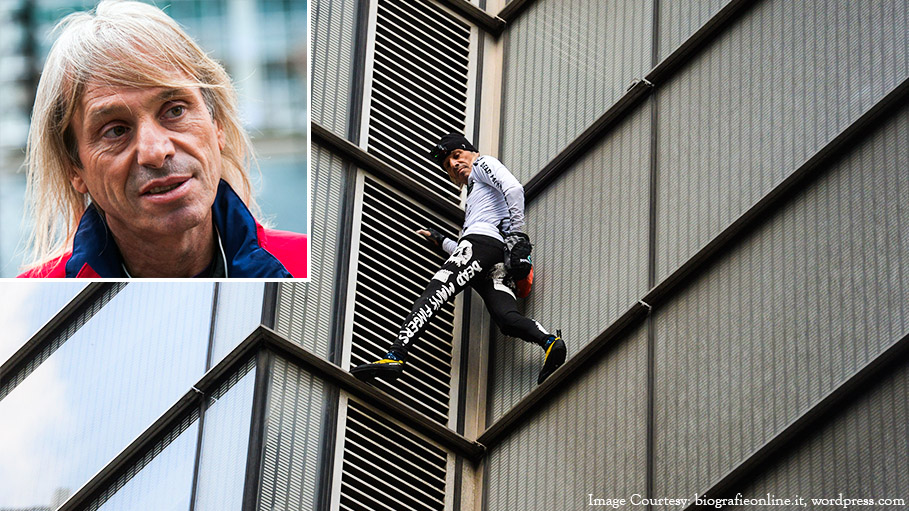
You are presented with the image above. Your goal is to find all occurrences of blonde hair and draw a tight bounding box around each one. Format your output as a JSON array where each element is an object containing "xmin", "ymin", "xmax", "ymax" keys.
[{"xmin": 24, "ymin": 0, "xmax": 257, "ymax": 268}]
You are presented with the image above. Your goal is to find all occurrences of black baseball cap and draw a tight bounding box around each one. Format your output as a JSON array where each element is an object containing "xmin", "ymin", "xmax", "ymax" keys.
[{"xmin": 429, "ymin": 133, "xmax": 477, "ymax": 168}]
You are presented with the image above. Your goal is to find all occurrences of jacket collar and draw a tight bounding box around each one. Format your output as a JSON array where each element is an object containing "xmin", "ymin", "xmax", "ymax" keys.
[
  {"xmin": 210, "ymin": 180, "xmax": 291, "ymax": 278},
  {"xmin": 64, "ymin": 180, "xmax": 291, "ymax": 278}
]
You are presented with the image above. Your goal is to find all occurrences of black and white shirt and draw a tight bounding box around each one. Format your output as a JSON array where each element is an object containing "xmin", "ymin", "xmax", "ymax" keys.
[{"xmin": 442, "ymin": 155, "xmax": 525, "ymax": 254}]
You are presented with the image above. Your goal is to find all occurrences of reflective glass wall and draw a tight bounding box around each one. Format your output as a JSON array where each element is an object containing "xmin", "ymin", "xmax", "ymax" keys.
[
  {"xmin": 0, "ymin": 282, "xmax": 87, "ymax": 362},
  {"xmin": 0, "ymin": 282, "xmax": 267, "ymax": 510}
]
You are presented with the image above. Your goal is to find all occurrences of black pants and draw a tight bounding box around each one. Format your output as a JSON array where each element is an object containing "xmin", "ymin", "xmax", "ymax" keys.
[{"xmin": 391, "ymin": 235, "xmax": 550, "ymax": 357}]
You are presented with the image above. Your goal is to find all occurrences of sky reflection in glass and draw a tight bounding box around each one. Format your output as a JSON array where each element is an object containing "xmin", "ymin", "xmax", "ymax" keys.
[
  {"xmin": 94, "ymin": 417, "xmax": 199, "ymax": 511},
  {"xmin": 0, "ymin": 282, "xmax": 88, "ymax": 362},
  {"xmin": 194, "ymin": 359, "xmax": 257, "ymax": 510},
  {"xmin": 0, "ymin": 283, "xmax": 213, "ymax": 509},
  {"xmin": 210, "ymin": 282, "xmax": 265, "ymax": 366}
]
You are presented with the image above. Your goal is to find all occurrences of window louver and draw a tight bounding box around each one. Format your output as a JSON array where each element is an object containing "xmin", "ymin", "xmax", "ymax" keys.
[
  {"xmin": 365, "ymin": 0, "xmax": 473, "ymax": 206},
  {"xmin": 339, "ymin": 400, "xmax": 448, "ymax": 511},
  {"xmin": 350, "ymin": 176, "xmax": 460, "ymax": 425}
]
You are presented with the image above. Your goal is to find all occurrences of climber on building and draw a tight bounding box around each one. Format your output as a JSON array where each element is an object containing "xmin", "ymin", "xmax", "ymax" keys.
[{"xmin": 351, "ymin": 133, "xmax": 567, "ymax": 386}]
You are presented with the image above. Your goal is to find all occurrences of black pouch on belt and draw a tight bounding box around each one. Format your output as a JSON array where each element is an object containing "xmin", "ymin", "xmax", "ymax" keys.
[{"xmin": 504, "ymin": 232, "xmax": 533, "ymax": 280}]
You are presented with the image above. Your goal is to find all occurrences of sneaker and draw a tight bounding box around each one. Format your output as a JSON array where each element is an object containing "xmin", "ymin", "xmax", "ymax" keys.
[
  {"xmin": 537, "ymin": 331, "xmax": 566, "ymax": 385},
  {"xmin": 351, "ymin": 351, "xmax": 405, "ymax": 382}
]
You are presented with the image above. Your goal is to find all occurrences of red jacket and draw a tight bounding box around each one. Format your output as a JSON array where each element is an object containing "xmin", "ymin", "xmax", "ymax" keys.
[{"xmin": 19, "ymin": 181, "xmax": 307, "ymax": 278}]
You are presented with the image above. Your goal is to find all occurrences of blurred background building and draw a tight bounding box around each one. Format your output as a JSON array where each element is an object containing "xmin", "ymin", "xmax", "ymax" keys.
[
  {"xmin": 1, "ymin": 0, "xmax": 908, "ymax": 510},
  {"xmin": 0, "ymin": 0, "xmax": 307, "ymax": 277}
]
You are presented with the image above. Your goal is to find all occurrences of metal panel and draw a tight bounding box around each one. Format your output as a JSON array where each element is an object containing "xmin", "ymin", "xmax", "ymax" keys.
[
  {"xmin": 337, "ymin": 399, "xmax": 450, "ymax": 511},
  {"xmin": 654, "ymin": 104, "xmax": 909, "ymax": 507},
  {"xmin": 363, "ymin": 0, "xmax": 475, "ymax": 206},
  {"xmin": 489, "ymin": 106, "xmax": 651, "ymax": 422},
  {"xmin": 499, "ymin": 0, "xmax": 652, "ymax": 181},
  {"xmin": 275, "ymin": 142, "xmax": 346, "ymax": 359},
  {"xmin": 312, "ymin": 0, "xmax": 359, "ymax": 136},
  {"xmin": 486, "ymin": 325, "xmax": 647, "ymax": 510},
  {"xmin": 726, "ymin": 358, "xmax": 909, "ymax": 508},
  {"xmin": 658, "ymin": 0, "xmax": 733, "ymax": 60},
  {"xmin": 258, "ymin": 357, "xmax": 326, "ymax": 511},
  {"xmin": 656, "ymin": 0, "xmax": 909, "ymax": 281},
  {"xmin": 347, "ymin": 175, "xmax": 461, "ymax": 426}
]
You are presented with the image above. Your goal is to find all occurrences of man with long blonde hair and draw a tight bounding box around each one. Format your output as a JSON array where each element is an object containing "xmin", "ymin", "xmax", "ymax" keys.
[{"xmin": 18, "ymin": 0, "xmax": 306, "ymax": 278}]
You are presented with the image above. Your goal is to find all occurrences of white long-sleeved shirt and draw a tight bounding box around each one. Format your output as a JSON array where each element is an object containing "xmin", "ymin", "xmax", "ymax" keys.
[{"xmin": 441, "ymin": 155, "xmax": 525, "ymax": 254}]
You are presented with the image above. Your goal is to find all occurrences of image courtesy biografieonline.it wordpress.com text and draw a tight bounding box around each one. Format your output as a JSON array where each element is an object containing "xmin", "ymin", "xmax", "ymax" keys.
[{"xmin": 586, "ymin": 493, "xmax": 907, "ymax": 508}]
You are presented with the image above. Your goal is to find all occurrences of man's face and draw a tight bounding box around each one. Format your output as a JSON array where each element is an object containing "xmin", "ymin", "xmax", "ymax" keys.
[
  {"xmin": 69, "ymin": 81, "xmax": 225, "ymax": 241},
  {"xmin": 444, "ymin": 149, "xmax": 474, "ymax": 186}
]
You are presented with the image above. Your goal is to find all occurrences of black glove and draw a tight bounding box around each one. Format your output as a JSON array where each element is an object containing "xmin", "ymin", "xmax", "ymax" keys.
[
  {"xmin": 422, "ymin": 227, "xmax": 447, "ymax": 247},
  {"xmin": 504, "ymin": 232, "xmax": 533, "ymax": 280}
]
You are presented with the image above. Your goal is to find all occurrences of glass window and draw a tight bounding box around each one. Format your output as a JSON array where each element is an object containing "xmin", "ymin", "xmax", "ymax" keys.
[
  {"xmin": 94, "ymin": 415, "xmax": 199, "ymax": 511},
  {"xmin": 193, "ymin": 358, "xmax": 257, "ymax": 510},
  {"xmin": 0, "ymin": 283, "xmax": 213, "ymax": 510},
  {"xmin": 210, "ymin": 282, "xmax": 265, "ymax": 366},
  {"xmin": 0, "ymin": 281, "xmax": 87, "ymax": 363}
]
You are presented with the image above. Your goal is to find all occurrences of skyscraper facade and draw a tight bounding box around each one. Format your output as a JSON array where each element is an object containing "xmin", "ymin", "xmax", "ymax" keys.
[
  {"xmin": 308, "ymin": 0, "xmax": 909, "ymax": 507},
  {"xmin": 1, "ymin": 0, "xmax": 907, "ymax": 510}
]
